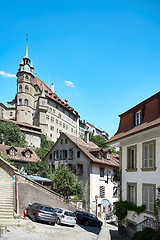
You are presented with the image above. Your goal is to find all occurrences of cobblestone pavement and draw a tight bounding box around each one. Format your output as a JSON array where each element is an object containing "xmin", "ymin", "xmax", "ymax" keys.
[{"xmin": 3, "ymin": 220, "xmax": 101, "ymax": 240}]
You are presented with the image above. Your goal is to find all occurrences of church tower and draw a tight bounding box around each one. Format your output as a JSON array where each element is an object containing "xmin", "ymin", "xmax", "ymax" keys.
[{"xmin": 16, "ymin": 37, "xmax": 35, "ymax": 125}]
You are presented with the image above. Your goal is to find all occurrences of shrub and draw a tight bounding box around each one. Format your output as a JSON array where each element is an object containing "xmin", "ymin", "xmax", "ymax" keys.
[{"xmin": 131, "ymin": 228, "xmax": 160, "ymax": 240}]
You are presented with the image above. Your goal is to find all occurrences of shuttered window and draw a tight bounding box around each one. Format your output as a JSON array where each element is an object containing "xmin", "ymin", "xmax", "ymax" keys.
[
  {"xmin": 143, "ymin": 185, "xmax": 155, "ymax": 212},
  {"xmin": 143, "ymin": 141, "xmax": 155, "ymax": 169}
]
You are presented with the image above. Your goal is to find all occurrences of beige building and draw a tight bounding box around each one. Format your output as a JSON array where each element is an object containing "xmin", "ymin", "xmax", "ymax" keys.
[
  {"xmin": 44, "ymin": 132, "xmax": 120, "ymax": 214},
  {"xmin": 0, "ymin": 40, "xmax": 80, "ymax": 146}
]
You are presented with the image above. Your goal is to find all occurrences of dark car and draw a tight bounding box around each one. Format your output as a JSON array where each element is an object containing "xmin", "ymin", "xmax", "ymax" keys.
[
  {"xmin": 74, "ymin": 211, "xmax": 103, "ymax": 227},
  {"xmin": 26, "ymin": 203, "xmax": 57, "ymax": 225}
]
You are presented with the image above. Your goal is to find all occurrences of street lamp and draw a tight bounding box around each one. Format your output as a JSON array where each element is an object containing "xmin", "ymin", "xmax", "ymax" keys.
[{"xmin": 95, "ymin": 195, "xmax": 98, "ymax": 217}]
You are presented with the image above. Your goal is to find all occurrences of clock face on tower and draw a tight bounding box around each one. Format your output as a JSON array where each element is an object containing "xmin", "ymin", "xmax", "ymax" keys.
[{"xmin": 18, "ymin": 75, "xmax": 24, "ymax": 81}]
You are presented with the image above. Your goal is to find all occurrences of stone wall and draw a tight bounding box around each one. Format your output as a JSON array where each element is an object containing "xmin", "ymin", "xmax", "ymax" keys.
[{"xmin": 16, "ymin": 174, "xmax": 76, "ymax": 214}]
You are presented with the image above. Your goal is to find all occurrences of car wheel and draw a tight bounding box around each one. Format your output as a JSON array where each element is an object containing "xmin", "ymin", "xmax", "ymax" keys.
[
  {"xmin": 57, "ymin": 218, "xmax": 61, "ymax": 225},
  {"xmin": 84, "ymin": 221, "xmax": 89, "ymax": 226}
]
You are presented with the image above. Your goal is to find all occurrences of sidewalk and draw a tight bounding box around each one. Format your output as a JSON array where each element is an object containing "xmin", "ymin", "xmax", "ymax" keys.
[{"xmin": 97, "ymin": 222, "xmax": 129, "ymax": 240}]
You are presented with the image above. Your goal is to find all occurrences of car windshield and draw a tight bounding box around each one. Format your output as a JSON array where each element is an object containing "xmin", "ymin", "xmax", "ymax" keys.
[
  {"xmin": 40, "ymin": 206, "xmax": 55, "ymax": 213},
  {"xmin": 64, "ymin": 211, "xmax": 75, "ymax": 217}
]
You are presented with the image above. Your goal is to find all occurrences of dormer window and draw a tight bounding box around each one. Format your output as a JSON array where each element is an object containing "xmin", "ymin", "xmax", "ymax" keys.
[
  {"xmin": 135, "ymin": 110, "xmax": 141, "ymax": 126},
  {"xmin": 25, "ymin": 151, "xmax": 31, "ymax": 158},
  {"xmin": 107, "ymin": 153, "xmax": 111, "ymax": 159},
  {"xmin": 10, "ymin": 149, "xmax": 15, "ymax": 156}
]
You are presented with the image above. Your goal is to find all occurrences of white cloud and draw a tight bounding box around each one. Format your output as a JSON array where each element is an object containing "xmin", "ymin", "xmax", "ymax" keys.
[
  {"xmin": 65, "ymin": 80, "xmax": 75, "ymax": 88},
  {"xmin": 0, "ymin": 71, "xmax": 16, "ymax": 78}
]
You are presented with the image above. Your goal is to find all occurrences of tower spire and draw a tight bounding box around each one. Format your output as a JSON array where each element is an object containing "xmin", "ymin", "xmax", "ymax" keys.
[{"xmin": 25, "ymin": 33, "xmax": 29, "ymax": 58}]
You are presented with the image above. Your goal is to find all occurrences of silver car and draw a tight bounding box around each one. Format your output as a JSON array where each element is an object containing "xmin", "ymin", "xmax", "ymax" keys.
[
  {"xmin": 26, "ymin": 203, "xmax": 57, "ymax": 225},
  {"xmin": 56, "ymin": 208, "xmax": 76, "ymax": 226}
]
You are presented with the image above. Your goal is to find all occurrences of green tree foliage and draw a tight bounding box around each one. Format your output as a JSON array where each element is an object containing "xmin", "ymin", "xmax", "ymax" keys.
[
  {"xmin": 34, "ymin": 134, "xmax": 54, "ymax": 160},
  {"xmin": 89, "ymin": 133, "xmax": 107, "ymax": 148},
  {"xmin": 24, "ymin": 161, "xmax": 51, "ymax": 178},
  {"xmin": 0, "ymin": 153, "xmax": 16, "ymax": 167},
  {"xmin": 51, "ymin": 164, "xmax": 84, "ymax": 200},
  {"xmin": 113, "ymin": 199, "xmax": 146, "ymax": 223},
  {"xmin": 0, "ymin": 121, "xmax": 27, "ymax": 147},
  {"xmin": 131, "ymin": 227, "xmax": 160, "ymax": 240}
]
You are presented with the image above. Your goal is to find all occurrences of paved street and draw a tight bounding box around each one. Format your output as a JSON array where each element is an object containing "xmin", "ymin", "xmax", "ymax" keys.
[{"xmin": 4, "ymin": 220, "xmax": 101, "ymax": 240}]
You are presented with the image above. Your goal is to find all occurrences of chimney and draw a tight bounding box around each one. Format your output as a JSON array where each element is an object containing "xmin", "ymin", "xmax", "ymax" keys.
[
  {"xmin": 84, "ymin": 131, "xmax": 89, "ymax": 144},
  {"xmin": 51, "ymin": 83, "xmax": 54, "ymax": 93},
  {"xmin": 65, "ymin": 99, "xmax": 69, "ymax": 104}
]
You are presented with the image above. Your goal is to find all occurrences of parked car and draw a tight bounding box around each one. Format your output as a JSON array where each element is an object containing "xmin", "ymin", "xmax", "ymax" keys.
[
  {"xmin": 74, "ymin": 211, "xmax": 103, "ymax": 227},
  {"xmin": 56, "ymin": 208, "xmax": 76, "ymax": 227},
  {"xmin": 26, "ymin": 203, "xmax": 57, "ymax": 225}
]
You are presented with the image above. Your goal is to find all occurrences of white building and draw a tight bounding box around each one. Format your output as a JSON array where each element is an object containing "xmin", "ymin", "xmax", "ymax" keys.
[
  {"xmin": 44, "ymin": 131, "xmax": 119, "ymax": 217},
  {"xmin": 107, "ymin": 91, "xmax": 160, "ymax": 235}
]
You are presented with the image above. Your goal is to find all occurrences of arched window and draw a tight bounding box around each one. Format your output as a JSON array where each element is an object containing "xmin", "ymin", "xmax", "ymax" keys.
[
  {"xmin": 24, "ymin": 99, "xmax": 28, "ymax": 106},
  {"xmin": 19, "ymin": 85, "xmax": 22, "ymax": 92},
  {"xmin": 25, "ymin": 85, "xmax": 29, "ymax": 93},
  {"xmin": 19, "ymin": 98, "xmax": 22, "ymax": 105}
]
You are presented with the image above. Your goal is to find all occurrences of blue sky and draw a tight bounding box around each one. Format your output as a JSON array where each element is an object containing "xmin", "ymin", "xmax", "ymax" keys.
[{"xmin": 1, "ymin": 0, "xmax": 160, "ymax": 137}]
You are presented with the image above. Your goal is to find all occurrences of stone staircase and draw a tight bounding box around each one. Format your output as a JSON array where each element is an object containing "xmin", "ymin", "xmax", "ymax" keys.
[{"xmin": 0, "ymin": 168, "xmax": 14, "ymax": 220}]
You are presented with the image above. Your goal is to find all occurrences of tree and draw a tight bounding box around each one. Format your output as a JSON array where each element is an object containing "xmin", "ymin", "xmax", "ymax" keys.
[
  {"xmin": 0, "ymin": 121, "xmax": 27, "ymax": 147},
  {"xmin": 24, "ymin": 161, "xmax": 51, "ymax": 178},
  {"xmin": 89, "ymin": 133, "xmax": 107, "ymax": 148},
  {"xmin": 34, "ymin": 134, "xmax": 54, "ymax": 160},
  {"xmin": 51, "ymin": 164, "xmax": 84, "ymax": 200}
]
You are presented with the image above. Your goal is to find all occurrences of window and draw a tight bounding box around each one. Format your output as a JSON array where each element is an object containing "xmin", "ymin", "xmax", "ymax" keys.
[
  {"xmin": 56, "ymin": 119, "xmax": 58, "ymax": 124},
  {"xmin": 76, "ymin": 164, "xmax": 83, "ymax": 175},
  {"xmin": 42, "ymin": 101, "xmax": 45, "ymax": 106},
  {"xmin": 69, "ymin": 149, "xmax": 73, "ymax": 160},
  {"xmin": 50, "ymin": 154, "xmax": 52, "ymax": 159},
  {"xmin": 61, "ymin": 139, "xmax": 63, "ymax": 144},
  {"xmin": 46, "ymin": 115, "xmax": 49, "ymax": 120},
  {"xmin": 24, "ymin": 99, "xmax": 28, "ymax": 106},
  {"xmin": 107, "ymin": 153, "xmax": 111, "ymax": 159},
  {"xmin": 25, "ymin": 75, "xmax": 28, "ymax": 80},
  {"xmin": 19, "ymin": 98, "xmax": 22, "ymax": 105},
  {"xmin": 60, "ymin": 150, "xmax": 67, "ymax": 160},
  {"xmin": 100, "ymin": 167, "xmax": 104, "ymax": 177},
  {"xmin": 26, "ymin": 151, "xmax": 31, "ymax": 158},
  {"xmin": 142, "ymin": 141, "xmax": 155, "ymax": 170},
  {"xmin": 127, "ymin": 183, "xmax": 137, "ymax": 204},
  {"xmin": 19, "ymin": 85, "xmax": 22, "ymax": 92},
  {"xmin": 143, "ymin": 184, "xmax": 155, "ymax": 213},
  {"xmin": 65, "ymin": 139, "xmax": 68, "ymax": 144},
  {"xmin": 54, "ymin": 150, "xmax": 59, "ymax": 160},
  {"xmin": 51, "ymin": 117, "xmax": 54, "ymax": 122},
  {"xmin": 10, "ymin": 112, "xmax": 13, "ymax": 116},
  {"xmin": 100, "ymin": 186, "xmax": 105, "ymax": 198},
  {"xmin": 127, "ymin": 145, "xmax": 137, "ymax": 170},
  {"xmin": 10, "ymin": 149, "xmax": 15, "ymax": 156},
  {"xmin": 59, "ymin": 113, "xmax": 61, "ymax": 118},
  {"xmin": 25, "ymin": 85, "xmax": 29, "ymax": 93},
  {"xmin": 135, "ymin": 110, "xmax": 141, "ymax": 126},
  {"xmin": 77, "ymin": 151, "xmax": 80, "ymax": 158}
]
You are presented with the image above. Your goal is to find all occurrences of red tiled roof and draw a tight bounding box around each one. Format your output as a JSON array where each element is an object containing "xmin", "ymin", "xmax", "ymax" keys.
[
  {"xmin": 34, "ymin": 77, "xmax": 79, "ymax": 117},
  {"xmin": 63, "ymin": 133, "xmax": 119, "ymax": 168},
  {"xmin": 0, "ymin": 144, "xmax": 40, "ymax": 163},
  {"xmin": 107, "ymin": 91, "xmax": 160, "ymax": 144}
]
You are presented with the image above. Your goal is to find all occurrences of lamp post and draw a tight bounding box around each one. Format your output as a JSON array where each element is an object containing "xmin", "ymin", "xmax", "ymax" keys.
[{"xmin": 95, "ymin": 195, "xmax": 98, "ymax": 217}]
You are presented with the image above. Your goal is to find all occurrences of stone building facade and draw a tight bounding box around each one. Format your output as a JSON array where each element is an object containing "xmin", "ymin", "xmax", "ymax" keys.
[{"xmin": 0, "ymin": 40, "xmax": 79, "ymax": 146}]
